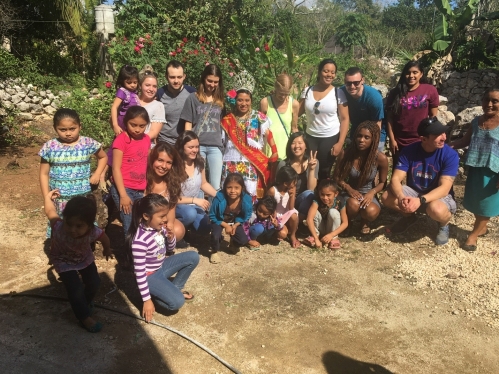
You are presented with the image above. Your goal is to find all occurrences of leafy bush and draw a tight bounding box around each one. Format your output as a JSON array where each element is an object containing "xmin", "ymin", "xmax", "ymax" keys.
[{"xmin": 60, "ymin": 87, "xmax": 115, "ymax": 147}]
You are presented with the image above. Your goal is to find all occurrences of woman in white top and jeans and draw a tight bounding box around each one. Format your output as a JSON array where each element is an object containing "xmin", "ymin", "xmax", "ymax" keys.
[{"xmin": 299, "ymin": 59, "xmax": 349, "ymax": 180}]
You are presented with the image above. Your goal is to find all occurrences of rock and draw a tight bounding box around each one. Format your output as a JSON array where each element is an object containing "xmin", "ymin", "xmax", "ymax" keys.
[
  {"xmin": 17, "ymin": 91, "xmax": 26, "ymax": 99},
  {"xmin": 44, "ymin": 106, "xmax": 57, "ymax": 115},
  {"xmin": 41, "ymin": 98, "xmax": 51, "ymax": 106},
  {"xmin": 30, "ymin": 104, "xmax": 44, "ymax": 114},
  {"xmin": 439, "ymin": 95, "xmax": 448, "ymax": 104},
  {"xmin": 16, "ymin": 102, "xmax": 30, "ymax": 112},
  {"xmin": 46, "ymin": 89, "xmax": 52, "ymax": 94},
  {"xmin": 11, "ymin": 95, "xmax": 22, "ymax": 104},
  {"xmin": 27, "ymin": 91, "xmax": 36, "ymax": 98},
  {"xmin": 450, "ymin": 106, "xmax": 483, "ymax": 140},
  {"xmin": 0, "ymin": 90, "xmax": 7, "ymax": 101},
  {"xmin": 39, "ymin": 90, "xmax": 47, "ymax": 98},
  {"xmin": 1, "ymin": 100, "xmax": 12, "ymax": 109},
  {"xmin": 452, "ymin": 310, "xmax": 460, "ymax": 315},
  {"xmin": 47, "ymin": 93, "xmax": 55, "ymax": 100},
  {"xmin": 18, "ymin": 112, "xmax": 33, "ymax": 121},
  {"xmin": 372, "ymin": 84, "xmax": 389, "ymax": 98},
  {"xmin": 437, "ymin": 109, "xmax": 455, "ymax": 127},
  {"xmin": 446, "ymin": 272, "xmax": 459, "ymax": 279},
  {"xmin": 31, "ymin": 96, "xmax": 40, "ymax": 104},
  {"xmin": 6, "ymin": 88, "xmax": 16, "ymax": 95},
  {"xmin": 0, "ymin": 107, "xmax": 7, "ymax": 116},
  {"xmin": 50, "ymin": 100, "xmax": 59, "ymax": 109},
  {"xmin": 92, "ymin": 88, "xmax": 99, "ymax": 94}
]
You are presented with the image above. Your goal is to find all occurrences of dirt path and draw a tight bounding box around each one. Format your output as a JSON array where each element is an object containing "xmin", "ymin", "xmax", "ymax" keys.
[{"xmin": 1, "ymin": 138, "xmax": 498, "ymax": 373}]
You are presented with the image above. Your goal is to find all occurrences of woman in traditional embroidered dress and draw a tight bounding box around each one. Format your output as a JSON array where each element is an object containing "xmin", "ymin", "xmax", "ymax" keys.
[
  {"xmin": 450, "ymin": 88, "xmax": 499, "ymax": 252},
  {"xmin": 221, "ymin": 88, "xmax": 279, "ymax": 198}
]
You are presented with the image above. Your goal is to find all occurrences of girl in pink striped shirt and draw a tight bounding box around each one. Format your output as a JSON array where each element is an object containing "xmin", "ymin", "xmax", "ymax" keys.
[{"xmin": 127, "ymin": 194, "xmax": 199, "ymax": 322}]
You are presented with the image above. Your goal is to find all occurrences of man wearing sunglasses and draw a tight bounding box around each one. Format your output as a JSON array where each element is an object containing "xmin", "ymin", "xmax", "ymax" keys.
[
  {"xmin": 341, "ymin": 67, "xmax": 384, "ymax": 143},
  {"xmin": 381, "ymin": 117, "xmax": 458, "ymax": 245}
]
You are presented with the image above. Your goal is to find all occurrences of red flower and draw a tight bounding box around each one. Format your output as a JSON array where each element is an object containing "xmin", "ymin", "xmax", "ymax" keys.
[
  {"xmin": 134, "ymin": 46, "xmax": 141, "ymax": 52},
  {"xmin": 193, "ymin": 50, "xmax": 199, "ymax": 55},
  {"xmin": 199, "ymin": 36, "xmax": 205, "ymax": 43},
  {"xmin": 169, "ymin": 51, "xmax": 177, "ymax": 56},
  {"xmin": 177, "ymin": 48, "xmax": 182, "ymax": 53},
  {"xmin": 105, "ymin": 81, "xmax": 112, "ymax": 89},
  {"xmin": 227, "ymin": 89, "xmax": 237, "ymax": 99},
  {"xmin": 264, "ymin": 43, "xmax": 270, "ymax": 52},
  {"xmin": 180, "ymin": 42, "xmax": 184, "ymax": 48},
  {"xmin": 183, "ymin": 37, "xmax": 188, "ymax": 43},
  {"xmin": 145, "ymin": 34, "xmax": 151, "ymax": 39}
]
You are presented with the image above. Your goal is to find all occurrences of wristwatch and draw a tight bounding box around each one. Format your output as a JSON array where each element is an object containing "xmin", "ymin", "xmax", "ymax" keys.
[{"xmin": 419, "ymin": 195, "xmax": 427, "ymax": 205}]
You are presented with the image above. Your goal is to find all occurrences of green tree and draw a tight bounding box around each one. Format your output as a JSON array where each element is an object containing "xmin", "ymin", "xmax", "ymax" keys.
[{"xmin": 336, "ymin": 13, "xmax": 369, "ymax": 51}]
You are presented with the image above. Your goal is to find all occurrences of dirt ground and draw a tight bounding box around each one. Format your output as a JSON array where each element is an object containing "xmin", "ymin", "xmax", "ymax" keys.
[{"xmin": 1, "ymin": 121, "xmax": 498, "ymax": 374}]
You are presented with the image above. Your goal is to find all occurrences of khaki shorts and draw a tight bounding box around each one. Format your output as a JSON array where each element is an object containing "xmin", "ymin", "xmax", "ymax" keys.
[{"xmin": 402, "ymin": 185, "xmax": 456, "ymax": 214}]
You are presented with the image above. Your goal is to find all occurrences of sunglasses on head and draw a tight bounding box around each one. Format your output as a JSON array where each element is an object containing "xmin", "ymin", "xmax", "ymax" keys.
[
  {"xmin": 314, "ymin": 101, "xmax": 321, "ymax": 115},
  {"xmin": 345, "ymin": 80, "xmax": 362, "ymax": 87}
]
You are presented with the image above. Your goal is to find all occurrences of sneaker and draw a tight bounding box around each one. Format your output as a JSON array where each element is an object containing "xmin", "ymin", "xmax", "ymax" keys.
[
  {"xmin": 389, "ymin": 215, "xmax": 418, "ymax": 234},
  {"xmin": 435, "ymin": 225, "xmax": 450, "ymax": 245},
  {"xmin": 176, "ymin": 239, "xmax": 189, "ymax": 249}
]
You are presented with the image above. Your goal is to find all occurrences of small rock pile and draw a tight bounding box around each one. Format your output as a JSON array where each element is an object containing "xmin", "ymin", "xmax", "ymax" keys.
[{"xmin": 0, "ymin": 78, "xmax": 70, "ymax": 121}]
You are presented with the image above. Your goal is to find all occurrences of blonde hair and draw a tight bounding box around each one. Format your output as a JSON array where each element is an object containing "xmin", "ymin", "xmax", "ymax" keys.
[{"xmin": 274, "ymin": 73, "xmax": 293, "ymax": 93}]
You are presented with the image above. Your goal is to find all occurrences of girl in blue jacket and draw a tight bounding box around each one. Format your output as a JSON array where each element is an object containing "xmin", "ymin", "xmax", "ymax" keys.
[{"xmin": 208, "ymin": 173, "xmax": 253, "ymax": 263}]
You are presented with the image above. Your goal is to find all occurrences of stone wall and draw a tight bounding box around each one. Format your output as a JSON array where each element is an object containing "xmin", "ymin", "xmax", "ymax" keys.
[
  {"xmin": 440, "ymin": 69, "xmax": 499, "ymax": 114},
  {"xmin": 0, "ymin": 79, "xmax": 69, "ymax": 121}
]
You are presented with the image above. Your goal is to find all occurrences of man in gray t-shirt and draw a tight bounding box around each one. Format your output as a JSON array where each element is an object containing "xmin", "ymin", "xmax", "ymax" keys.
[{"xmin": 156, "ymin": 60, "xmax": 196, "ymax": 144}]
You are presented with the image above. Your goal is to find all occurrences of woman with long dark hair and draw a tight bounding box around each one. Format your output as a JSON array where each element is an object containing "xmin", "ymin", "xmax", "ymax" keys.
[
  {"xmin": 145, "ymin": 142, "xmax": 187, "ymax": 245},
  {"xmin": 386, "ymin": 60, "xmax": 439, "ymax": 163},
  {"xmin": 181, "ymin": 64, "xmax": 225, "ymax": 192},
  {"xmin": 334, "ymin": 121, "xmax": 388, "ymax": 235},
  {"xmin": 175, "ymin": 131, "xmax": 217, "ymax": 240}
]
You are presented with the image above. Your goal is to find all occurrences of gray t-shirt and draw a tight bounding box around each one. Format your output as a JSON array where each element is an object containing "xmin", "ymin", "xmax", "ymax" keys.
[
  {"xmin": 277, "ymin": 159, "xmax": 320, "ymax": 195},
  {"xmin": 180, "ymin": 94, "xmax": 223, "ymax": 147},
  {"xmin": 157, "ymin": 85, "xmax": 195, "ymax": 144}
]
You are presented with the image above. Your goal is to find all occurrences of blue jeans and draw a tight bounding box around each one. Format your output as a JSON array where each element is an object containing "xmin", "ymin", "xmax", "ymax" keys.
[
  {"xmin": 249, "ymin": 223, "xmax": 277, "ymax": 243},
  {"xmin": 175, "ymin": 204, "xmax": 211, "ymax": 234},
  {"xmin": 58, "ymin": 262, "xmax": 101, "ymax": 321},
  {"xmin": 147, "ymin": 251, "xmax": 199, "ymax": 310},
  {"xmin": 199, "ymin": 145, "xmax": 223, "ymax": 191},
  {"xmin": 295, "ymin": 190, "xmax": 315, "ymax": 217},
  {"xmin": 110, "ymin": 184, "xmax": 144, "ymax": 238}
]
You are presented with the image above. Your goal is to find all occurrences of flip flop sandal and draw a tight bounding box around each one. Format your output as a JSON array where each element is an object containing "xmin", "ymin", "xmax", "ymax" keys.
[
  {"xmin": 303, "ymin": 236, "xmax": 316, "ymax": 247},
  {"xmin": 248, "ymin": 244, "xmax": 261, "ymax": 251},
  {"xmin": 291, "ymin": 240, "xmax": 302, "ymax": 248},
  {"xmin": 328, "ymin": 238, "xmax": 341, "ymax": 250},
  {"xmin": 182, "ymin": 291, "xmax": 195, "ymax": 302},
  {"xmin": 210, "ymin": 252, "xmax": 221, "ymax": 264},
  {"xmin": 360, "ymin": 224, "xmax": 371, "ymax": 235},
  {"xmin": 79, "ymin": 320, "xmax": 103, "ymax": 333}
]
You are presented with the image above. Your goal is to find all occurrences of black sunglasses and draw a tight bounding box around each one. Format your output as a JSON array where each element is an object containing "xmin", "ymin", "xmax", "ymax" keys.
[
  {"xmin": 314, "ymin": 101, "xmax": 321, "ymax": 115},
  {"xmin": 345, "ymin": 80, "xmax": 362, "ymax": 87}
]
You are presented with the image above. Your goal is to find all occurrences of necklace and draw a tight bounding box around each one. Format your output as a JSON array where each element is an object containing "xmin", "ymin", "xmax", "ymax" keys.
[{"xmin": 480, "ymin": 117, "xmax": 499, "ymax": 131}]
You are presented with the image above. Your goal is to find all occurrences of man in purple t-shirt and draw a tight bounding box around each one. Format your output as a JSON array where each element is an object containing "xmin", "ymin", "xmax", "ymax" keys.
[{"xmin": 381, "ymin": 118, "xmax": 458, "ymax": 245}]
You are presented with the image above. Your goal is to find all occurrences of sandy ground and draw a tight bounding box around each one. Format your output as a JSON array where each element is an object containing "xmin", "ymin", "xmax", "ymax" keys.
[{"xmin": 1, "ymin": 124, "xmax": 498, "ymax": 373}]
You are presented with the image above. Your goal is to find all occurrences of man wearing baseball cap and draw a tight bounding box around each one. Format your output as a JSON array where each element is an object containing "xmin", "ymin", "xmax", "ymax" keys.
[{"xmin": 381, "ymin": 117, "xmax": 459, "ymax": 245}]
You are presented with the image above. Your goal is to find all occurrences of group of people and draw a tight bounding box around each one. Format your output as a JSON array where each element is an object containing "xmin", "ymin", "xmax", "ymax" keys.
[{"xmin": 38, "ymin": 57, "xmax": 499, "ymax": 332}]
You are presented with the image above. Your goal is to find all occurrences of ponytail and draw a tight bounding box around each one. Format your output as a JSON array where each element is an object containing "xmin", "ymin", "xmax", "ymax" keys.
[{"xmin": 125, "ymin": 194, "xmax": 170, "ymax": 261}]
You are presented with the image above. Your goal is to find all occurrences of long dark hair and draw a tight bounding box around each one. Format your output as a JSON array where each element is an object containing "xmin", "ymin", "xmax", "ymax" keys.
[
  {"xmin": 389, "ymin": 60, "xmax": 428, "ymax": 115},
  {"xmin": 123, "ymin": 106, "xmax": 150, "ymax": 132},
  {"xmin": 126, "ymin": 194, "xmax": 170, "ymax": 257},
  {"xmin": 116, "ymin": 65, "xmax": 139, "ymax": 90},
  {"xmin": 196, "ymin": 64, "xmax": 224, "ymax": 107},
  {"xmin": 333, "ymin": 121, "xmax": 380, "ymax": 189},
  {"xmin": 146, "ymin": 142, "xmax": 187, "ymax": 205},
  {"xmin": 175, "ymin": 131, "xmax": 205, "ymax": 171},
  {"xmin": 222, "ymin": 173, "xmax": 248, "ymax": 199},
  {"xmin": 316, "ymin": 59, "xmax": 337, "ymax": 82},
  {"xmin": 284, "ymin": 131, "xmax": 310, "ymax": 163}
]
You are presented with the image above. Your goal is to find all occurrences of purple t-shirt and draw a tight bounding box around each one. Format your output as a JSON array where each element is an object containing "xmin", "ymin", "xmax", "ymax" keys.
[
  {"xmin": 396, "ymin": 142, "xmax": 459, "ymax": 195},
  {"xmin": 386, "ymin": 84, "xmax": 439, "ymax": 147},
  {"xmin": 116, "ymin": 87, "xmax": 140, "ymax": 130}
]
